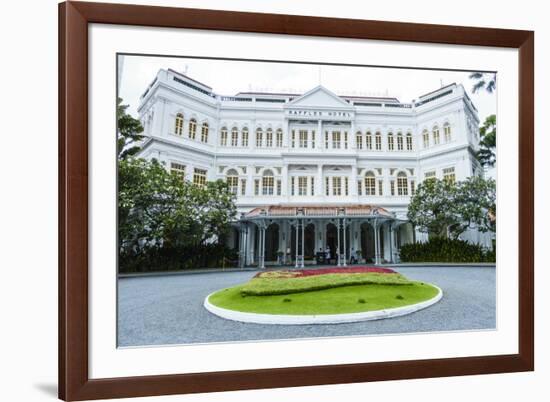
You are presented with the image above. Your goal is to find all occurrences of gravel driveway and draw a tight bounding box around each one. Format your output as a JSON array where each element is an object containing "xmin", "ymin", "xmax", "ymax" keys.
[{"xmin": 117, "ymin": 266, "xmax": 496, "ymax": 347}]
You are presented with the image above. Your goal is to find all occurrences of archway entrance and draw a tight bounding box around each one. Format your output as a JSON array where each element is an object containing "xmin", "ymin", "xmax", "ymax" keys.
[
  {"xmin": 264, "ymin": 223, "xmax": 280, "ymax": 262},
  {"xmin": 360, "ymin": 222, "xmax": 375, "ymax": 263},
  {"xmin": 304, "ymin": 223, "xmax": 315, "ymax": 260},
  {"xmin": 326, "ymin": 223, "xmax": 337, "ymax": 264}
]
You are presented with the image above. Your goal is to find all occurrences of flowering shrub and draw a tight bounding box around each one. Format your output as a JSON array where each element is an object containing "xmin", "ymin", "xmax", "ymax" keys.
[{"xmin": 254, "ymin": 266, "xmax": 395, "ymax": 279}]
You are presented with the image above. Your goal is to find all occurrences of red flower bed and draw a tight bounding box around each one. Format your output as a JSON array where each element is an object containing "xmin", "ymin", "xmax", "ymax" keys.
[{"xmin": 255, "ymin": 266, "xmax": 396, "ymax": 279}]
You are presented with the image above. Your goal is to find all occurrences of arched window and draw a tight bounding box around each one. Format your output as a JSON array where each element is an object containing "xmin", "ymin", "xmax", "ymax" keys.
[
  {"xmin": 201, "ymin": 122, "xmax": 209, "ymax": 143},
  {"xmin": 364, "ymin": 171, "xmax": 376, "ymax": 195},
  {"xmin": 397, "ymin": 172, "xmax": 408, "ymax": 196},
  {"xmin": 231, "ymin": 127, "xmax": 238, "ymax": 146},
  {"xmin": 443, "ymin": 123, "xmax": 452, "ymax": 142},
  {"xmin": 262, "ymin": 169, "xmax": 274, "ymax": 195},
  {"xmin": 356, "ymin": 131, "xmax": 363, "ymax": 150},
  {"xmin": 406, "ymin": 132, "xmax": 413, "ymax": 150},
  {"xmin": 226, "ymin": 169, "xmax": 239, "ymax": 195},
  {"xmin": 188, "ymin": 118, "xmax": 197, "ymax": 139},
  {"xmin": 220, "ymin": 127, "xmax": 228, "ymax": 146},
  {"xmin": 366, "ymin": 131, "xmax": 373, "ymax": 150},
  {"xmin": 241, "ymin": 127, "xmax": 249, "ymax": 147},
  {"xmin": 256, "ymin": 128, "xmax": 263, "ymax": 147},
  {"xmin": 422, "ymin": 129, "xmax": 430, "ymax": 148},
  {"xmin": 387, "ymin": 132, "xmax": 394, "ymax": 151},
  {"xmin": 397, "ymin": 132, "xmax": 404, "ymax": 150},
  {"xmin": 433, "ymin": 125, "xmax": 440, "ymax": 145},
  {"xmin": 375, "ymin": 131, "xmax": 382, "ymax": 150},
  {"xmin": 174, "ymin": 113, "xmax": 184, "ymax": 135},
  {"xmin": 266, "ymin": 128, "xmax": 273, "ymax": 147},
  {"xmin": 276, "ymin": 129, "xmax": 283, "ymax": 147}
]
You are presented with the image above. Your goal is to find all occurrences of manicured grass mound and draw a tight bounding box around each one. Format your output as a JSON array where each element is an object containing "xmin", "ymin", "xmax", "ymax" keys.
[
  {"xmin": 207, "ymin": 267, "xmax": 440, "ymax": 316},
  {"xmin": 208, "ymin": 282, "xmax": 439, "ymax": 315},
  {"xmin": 241, "ymin": 271, "xmax": 412, "ymax": 296}
]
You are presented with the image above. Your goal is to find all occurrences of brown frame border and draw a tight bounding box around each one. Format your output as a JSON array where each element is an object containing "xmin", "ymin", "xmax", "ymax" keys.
[{"xmin": 59, "ymin": 1, "xmax": 534, "ymax": 400}]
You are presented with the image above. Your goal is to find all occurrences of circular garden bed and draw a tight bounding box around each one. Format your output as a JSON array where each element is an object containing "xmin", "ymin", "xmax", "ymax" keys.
[{"xmin": 204, "ymin": 267, "xmax": 442, "ymax": 325}]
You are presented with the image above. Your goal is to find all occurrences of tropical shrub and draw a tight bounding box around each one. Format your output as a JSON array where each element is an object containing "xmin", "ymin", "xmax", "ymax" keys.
[{"xmin": 399, "ymin": 237, "xmax": 495, "ymax": 263}]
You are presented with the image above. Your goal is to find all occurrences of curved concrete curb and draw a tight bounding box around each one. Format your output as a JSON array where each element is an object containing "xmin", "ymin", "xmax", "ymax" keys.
[{"xmin": 204, "ymin": 285, "xmax": 443, "ymax": 325}]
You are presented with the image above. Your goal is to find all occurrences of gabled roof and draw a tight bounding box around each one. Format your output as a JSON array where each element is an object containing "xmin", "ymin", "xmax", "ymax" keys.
[{"xmin": 286, "ymin": 85, "xmax": 352, "ymax": 109}]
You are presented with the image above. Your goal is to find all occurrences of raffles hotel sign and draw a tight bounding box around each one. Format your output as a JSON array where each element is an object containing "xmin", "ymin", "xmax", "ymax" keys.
[{"xmin": 285, "ymin": 109, "xmax": 354, "ymax": 121}]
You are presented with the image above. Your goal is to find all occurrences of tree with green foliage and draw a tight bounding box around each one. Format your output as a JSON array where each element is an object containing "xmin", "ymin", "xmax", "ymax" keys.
[
  {"xmin": 407, "ymin": 177, "xmax": 496, "ymax": 240},
  {"xmin": 118, "ymin": 157, "xmax": 237, "ymax": 271},
  {"xmin": 407, "ymin": 179, "xmax": 458, "ymax": 238},
  {"xmin": 117, "ymin": 97, "xmax": 144, "ymax": 160},
  {"xmin": 477, "ymin": 114, "xmax": 496, "ymax": 168},
  {"xmin": 469, "ymin": 72, "xmax": 496, "ymax": 94}
]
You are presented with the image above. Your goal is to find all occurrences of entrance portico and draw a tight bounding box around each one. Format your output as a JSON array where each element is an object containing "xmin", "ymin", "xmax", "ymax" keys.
[{"xmin": 236, "ymin": 205, "xmax": 410, "ymax": 268}]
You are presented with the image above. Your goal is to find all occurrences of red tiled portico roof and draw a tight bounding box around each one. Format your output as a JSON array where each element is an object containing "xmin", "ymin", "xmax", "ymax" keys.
[{"xmin": 244, "ymin": 205, "xmax": 394, "ymax": 219}]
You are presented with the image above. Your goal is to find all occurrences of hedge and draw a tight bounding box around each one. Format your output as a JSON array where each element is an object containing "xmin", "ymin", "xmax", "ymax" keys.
[{"xmin": 399, "ymin": 237, "xmax": 495, "ymax": 263}]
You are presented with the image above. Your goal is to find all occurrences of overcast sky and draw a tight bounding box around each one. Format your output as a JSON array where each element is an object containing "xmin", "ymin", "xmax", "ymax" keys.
[{"xmin": 118, "ymin": 54, "xmax": 497, "ymax": 124}]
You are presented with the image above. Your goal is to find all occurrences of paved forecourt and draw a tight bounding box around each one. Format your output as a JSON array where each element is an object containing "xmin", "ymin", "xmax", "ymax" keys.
[{"xmin": 117, "ymin": 266, "xmax": 496, "ymax": 347}]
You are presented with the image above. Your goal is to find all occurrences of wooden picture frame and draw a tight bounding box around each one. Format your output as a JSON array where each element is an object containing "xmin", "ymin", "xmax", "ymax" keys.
[{"xmin": 59, "ymin": 1, "xmax": 534, "ymax": 400}]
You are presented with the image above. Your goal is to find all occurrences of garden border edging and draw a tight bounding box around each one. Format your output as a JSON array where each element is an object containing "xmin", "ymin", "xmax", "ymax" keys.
[{"xmin": 203, "ymin": 285, "xmax": 443, "ymax": 325}]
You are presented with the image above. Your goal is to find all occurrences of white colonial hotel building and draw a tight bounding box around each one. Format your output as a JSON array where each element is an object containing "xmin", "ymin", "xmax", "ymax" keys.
[{"xmin": 136, "ymin": 68, "xmax": 489, "ymax": 268}]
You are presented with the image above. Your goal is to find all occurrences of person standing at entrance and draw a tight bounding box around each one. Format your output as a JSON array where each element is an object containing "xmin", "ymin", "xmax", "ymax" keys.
[{"xmin": 325, "ymin": 246, "xmax": 331, "ymax": 264}]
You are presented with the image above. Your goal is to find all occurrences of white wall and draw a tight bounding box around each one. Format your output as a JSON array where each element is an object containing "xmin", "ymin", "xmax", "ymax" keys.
[{"xmin": 0, "ymin": 1, "xmax": 547, "ymax": 402}]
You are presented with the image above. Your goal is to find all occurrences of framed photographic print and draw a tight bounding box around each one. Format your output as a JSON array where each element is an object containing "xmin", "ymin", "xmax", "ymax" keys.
[{"xmin": 59, "ymin": 1, "xmax": 534, "ymax": 400}]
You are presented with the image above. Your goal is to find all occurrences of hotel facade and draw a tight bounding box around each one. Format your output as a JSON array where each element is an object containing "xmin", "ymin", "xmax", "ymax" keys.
[{"xmin": 136, "ymin": 68, "xmax": 491, "ymax": 268}]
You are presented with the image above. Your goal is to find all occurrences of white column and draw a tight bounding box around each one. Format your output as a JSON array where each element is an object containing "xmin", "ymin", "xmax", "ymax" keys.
[
  {"xmin": 295, "ymin": 221, "xmax": 299, "ymax": 268},
  {"xmin": 246, "ymin": 165, "xmax": 253, "ymax": 196},
  {"xmin": 350, "ymin": 120, "xmax": 356, "ymax": 149},
  {"xmin": 249, "ymin": 225, "xmax": 256, "ymax": 264},
  {"xmin": 317, "ymin": 120, "xmax": 323, "ymax": 149},
  {"xmin": 316, "ymin": 164, "xmax": 323, "ymax": 196},
  {"xmin": 351, "ymin": 165, "xmax": 358, "ymax": 197},
  {"xmin": 374, "ymin": 221, "xmax": 380, "ymax": 265},
  {"xmin": 343, "ymin": 219, "xmax": 347, "ymax": 266},
  {"xmin": 282, "ymin": 165, "xmax": 289, "ymax": 197},
  {"xmin": 260, "ymin": 226, "xmax": 266, "ymax": 269},
  {"xmin": 301, "ymin": 219, "xmax": 305, "ymax": 268},
  {"xmin": 337, "ymin": 218, "xmax": 341, "ymax": 266}
]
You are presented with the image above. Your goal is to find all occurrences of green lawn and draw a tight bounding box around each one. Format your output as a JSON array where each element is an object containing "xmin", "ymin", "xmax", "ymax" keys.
[
  {"xmin": 240, "ymin": 272, "xmax": 413, "ymax": 296},
  {"xmin": 208, "ymin": 282, "xmax": 440, "ymax": 315}
]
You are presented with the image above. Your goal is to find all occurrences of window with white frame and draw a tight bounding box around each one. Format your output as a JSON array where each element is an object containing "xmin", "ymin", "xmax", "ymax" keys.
[
  {"xmin": 325, "ymin": 177, "xmax": 330, "ymax": 195},
  {"xmin": 397, "ymin": 132, "xmax": 403, "ymax": 150},
  {"xmin": 424, "ymin": 170, "xmax": 436, "ymax": 181},
  {"xmin": 220, "ymin": 127, "xmax": 228, "ymax": 146},
  {"xmin": 422, "ymin": 129, "xmax": 430, "ymax": 148},
  {"xmin": 299, "ymin": 130, "xmax": 308, "ymax": 148},
  {"xmin": 378, "ymin": 180, "xmax": 383, "ymax": 196},
  {"xmin": 231, "ymin": 127, "xmax": 238, "ymax": 146},
  {"xmin": 241, "ymin": 127, "xmax": 249, "ymax": 147},
  {"xmin": 332, "ymin": 176, "xmax": 342, "ymax": 195},
  {"xmin": 241, "ymin": 179, "xmax": 247, "ymax": 196},
  {"xmin": 298, "ymin": 176, "xmax": 308, "ymax": 196},
  {"xmin": 444, "ymin": 123, "xmax": 452, "ymax": 142},
  {"xmin": 201, "ymin": 122, "xmax": 209, "ymax": 143},
  {"xmin": 291, "ymin": 177, "xmax": 295, "ymax": 196},
  {"xmin": 375, "ymin": 131, "xmax": 382, "ymax": 150},
  {"xmin": 344, "ymin": 132, "xmax": 348, "ymax": 149},
  {"xmin": 256, "ymin": 128, "xmax": 263, "ymax": 147},
  {"xmin": 387, "ymin": 132, "xmax": 394, "ymax": 151},
  {"xmin": 443, "ymin": 167, "xmax": 456, "ymax": 184},
  {"xmin": 406, "ymin": 132, "xmax": 413, "ymax": 150},
  {"xmin": 262, "ymin": 170, "xmax": 274, "ymax": 195},
  {"xmin": 366, "ymin": 131, "xmax": 373, "ymax": 150},
  {"xmin": 410, "ymin": 180, "xmax": 416, "ymax": 195},
  {"xmin": 356, "ymin": 131, "xmax": 363, "ymax": 150},
  {"xmin": 344, "ymin": 177, "xmax": 349, "ymax": 195},
  {"xmin": 291, "ymin": 130, "xmax": 296, "ymax": 148},
  {"xmin": 276, "ymin": 179, "xmax": 281, "ymax": 196},
  {"xmin": 364, "ymin": 171, "xmax": 376, "ymax": 195},
  {"xmin": 170, "ymin": 162, "xmax": 186, "ymax": 179},
  {"xmin": 325, "ymin": 131, "xmax": 329, "ymax": 148},
  {"xmin": 357, "ymin": 180, "xmax": 362, "ymax": 196},
  {"xmin": 433, "ymin": 126, "xmax": 440, "ymax": 145},
  {"xmin": 397, "ymin": 172, "xmax": 408, "ymax": 196},
  {"xmin": 310, "ymin": 177, "xmax": 315, "ymax": 196},
  {"xmin": 174, "ymin": 113, "xmax": 184, "ymax": 135},
  {"xmin": 332, "ymin": 131, "xmax": 341, "ymax": 149},
  {"xmin": 266, "ymin": 128, "xmax": 273, "ymax": 147},
  {"xmin": 188, "ymin": 118, "xmax": 197, "ymax": 139},
  {"xmin": 193, "ymin": 168, "xmax": 207, "ymax": 187},
  {"xmin": 226, "ymin": 169, "xmax": 239, "ymax": 194},
  {"xmin": 276, "ymin": 129, "xmax": 283, "ymax": 147},
  {"xmin": 311, "ymin": 130, "xmax": 316, "ymax": 148}
]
